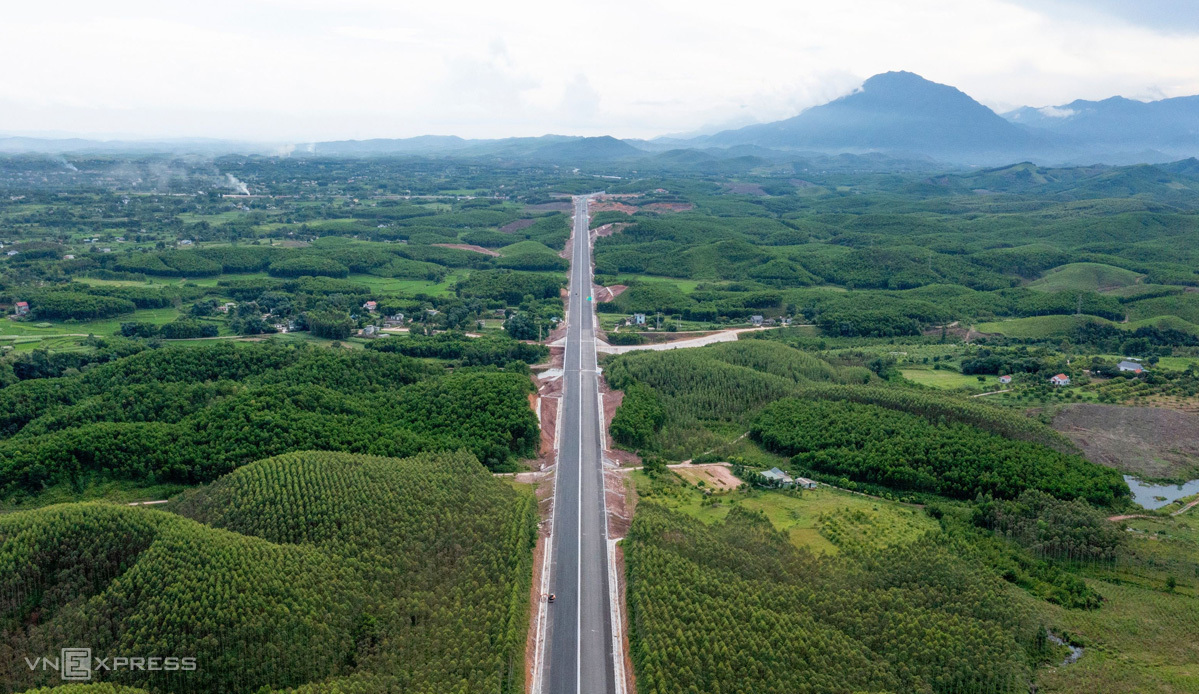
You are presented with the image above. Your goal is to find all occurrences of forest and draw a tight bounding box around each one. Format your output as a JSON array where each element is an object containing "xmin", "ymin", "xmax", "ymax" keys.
[
  {"xmin": 0, "ymin": 341, "xmax": 540, "ymax": 503},
  {"xmin": 0, "ymin": 450, "xmax": 537, "ymax": 693}
]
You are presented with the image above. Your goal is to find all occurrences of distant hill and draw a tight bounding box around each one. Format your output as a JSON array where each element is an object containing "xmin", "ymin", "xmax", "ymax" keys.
[
  {"xmin": 1004, "ymin": 95, "xmax": 1199, "ymax": 159},
  {"xmin": 701, "ymin": 72, "xmax": 1045, "ymax": 162}
]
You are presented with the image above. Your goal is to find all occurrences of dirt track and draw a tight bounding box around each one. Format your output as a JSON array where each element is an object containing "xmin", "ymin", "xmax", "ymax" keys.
[{"xmin": 596, "ymin": 327, "xmax": 770, "ymax": 354}]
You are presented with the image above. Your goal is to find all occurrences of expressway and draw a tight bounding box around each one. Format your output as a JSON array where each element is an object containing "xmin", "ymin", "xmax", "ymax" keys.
[{"xmin": 539, "ymin": 194, "xmax": 618, "ymax": 694}]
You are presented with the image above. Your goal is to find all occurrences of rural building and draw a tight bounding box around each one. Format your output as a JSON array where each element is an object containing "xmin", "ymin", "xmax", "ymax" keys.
[
  {"xmin": 361, "ymin": 325, "xmax": 379, "ymax": 337},
  {"xmin": 761, "ymin": 467, "xmax": 795, "ymax": 487},
  {"xmin": 1049, "ymin": 374, "xmax": 1071, "ymax": 386},
  {"xmin": 14, "ymin": 301, "xmax": 29, "ymax": 316},
  {"xmin": 750, "ymin": 315, "xmax": 764, "ymax": 326},
  {"xmin": 794, "ymin": 477, "xmax": 819, "ymax": 490},
  {"xmin": 1118, "ymin": 360, "xmax": 1145, "ymax": 373},
  {"xmin": 63, "ymin": 254, "xmax": 75, "ymax": 260},
  {"xmin": 632, "ymin": 313, "xmax": 646, "ymax": 325},
  {"xmin": 363, "ymin": 300, "xmax": 378, "ymax": 312},
  {"xmin": 217, "ymin": 302, "xmax": 236, "ymax": 313},
  {"xmin": 999, "ymin": 375, "xmax": 1012, "ymax": 384},
  {"xmin": 178, "ymin": 239, "xmax": 194, "ymax": 246},
  {"xmin": 5, "ymin": 250, "xmax": 17, "ymax": 257}
]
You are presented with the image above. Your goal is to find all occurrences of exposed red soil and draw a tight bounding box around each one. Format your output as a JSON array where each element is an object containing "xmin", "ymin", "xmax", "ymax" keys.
[
  {"xmin": 500, "ymin": 218, "xmax": 537, "ymax": 233},
  {"xmin": 1052, "ymin": 403, "xmax": 1199, "ymax": 480},
  {"xmin": 524, "ymin": 473, "xmax": 554, "ymax": 691},
  {"xmin": 535, "ymin": 373, "xmax": 563, "ymax": 466},
  {"xmin": 590, "ymin": 200, "xmax": 639, "ymax": 215},
  {"xmin": 645, "ymin": 202, "xmax": 693, "ymax": 213},
  {"xmin": 671, "ymin": 463, "xmax": 742, "ymax": 491},
  {"xmin": 603, "ymin": 468, "xmax": 638, "ymax": 694},
  {"xmin": 592, "ymin": 222, "xmax": 628, "ymax": 238},
  {"xmin": 599, "ymin": 379, "xmax": 641, "ymax": 466},
  {"xmin": 592, "ymin": 284, "xmax": 627, "ymax": 303},
  {"xmin": 432, "ymin": 243, "xmax": 500, "ymax": 256}
]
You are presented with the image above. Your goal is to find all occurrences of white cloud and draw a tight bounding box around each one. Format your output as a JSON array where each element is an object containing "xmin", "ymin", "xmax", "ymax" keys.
[
  {"xmin": 0, "ymin": 0, "xmax": 1196, "ymax": 140},
  {"xmin": 1038, "ymin": 106, "xmax": 1077, "ymax": 118}
]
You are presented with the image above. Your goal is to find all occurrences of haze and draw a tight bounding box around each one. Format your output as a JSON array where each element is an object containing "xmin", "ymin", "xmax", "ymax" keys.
[{"xmin": 3, "ymin": 0, "xmax": 1199, "ymax": 142}]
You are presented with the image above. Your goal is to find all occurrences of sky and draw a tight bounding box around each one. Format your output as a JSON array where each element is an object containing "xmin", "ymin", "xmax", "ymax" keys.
[{"xmin": 2, "ymin": 0, "xmax": 1198, "ymax": 142}]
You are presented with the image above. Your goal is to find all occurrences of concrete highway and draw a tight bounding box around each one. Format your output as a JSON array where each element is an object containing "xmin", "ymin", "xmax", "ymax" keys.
[{"xmin": 539, "ymin": 194, "xmax": 618, "ymax": 694}]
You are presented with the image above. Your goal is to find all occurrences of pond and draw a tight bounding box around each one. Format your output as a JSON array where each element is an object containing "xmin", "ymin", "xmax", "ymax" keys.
[{"xmin": 1124, "ymin": 475, "xmax": 1199, "ymax": 510}]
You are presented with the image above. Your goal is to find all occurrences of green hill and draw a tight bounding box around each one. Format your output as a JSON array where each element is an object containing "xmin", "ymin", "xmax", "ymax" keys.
[
  {"xmin": 1028, "ymin": 263, "xmax": 1142, "ymax": 293},
  {"xmin": 0, "ymin": 450, "xmax": 537, "ymax": 694}
]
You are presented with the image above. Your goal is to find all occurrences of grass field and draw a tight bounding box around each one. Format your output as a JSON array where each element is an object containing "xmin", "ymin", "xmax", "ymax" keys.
[
  {"xmin": 0, "ymin": 307, "xmax": 185, "ymax": 340},
  {"xmin": 1029, "ymin": 263, "xmax": 1142, "ymax": 293},
  {"xmin": 633, "ymin": 471, "xmax": 935, "ymax": 555},
  {"xmin": 609, "ymin": 274, "xmax": 704, "ymax": 294},
  {"xmin": 1032, "ymin": 512, "xmax": 1199, "ymax": 693},
  {"xmin": 901, "ymin": 367, "xmax": 999, "ymax": 390},
  {"xmin": 976, "ymin": 314, "xmax": 1116, "ymax": 338}
]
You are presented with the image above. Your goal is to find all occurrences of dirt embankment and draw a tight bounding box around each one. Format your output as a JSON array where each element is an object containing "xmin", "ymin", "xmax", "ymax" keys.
[
  {"xmin": 592, "ymin": 284, "xmax": 627, "ymax": 303},
  {"xmin": 592, "ymin": 222, "xmax": 629, "ymax": 238},
  {"xmin": 1053, "ymin": 403, "xmax": 1199, "ymax": 480},
  {"xmin": 590, "ymin": 200, "xmax": 639, "ymax": 216},
  {"xmin": 432, "ymin": 243, "xmax": 500, "ymax": 257}
]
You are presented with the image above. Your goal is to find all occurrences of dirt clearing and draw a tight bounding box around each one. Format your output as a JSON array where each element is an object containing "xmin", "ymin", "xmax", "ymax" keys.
[
  {"xmin": 670, "ymin": 463, "xmax": 742, "ymax": 491},
  {"xmin": 1053, "ymin": 403, "xmax": 1199, "ymax": 480},
  {"xmin": 432, "ymin": 243, "xmax": 500, "ymax": 256}
]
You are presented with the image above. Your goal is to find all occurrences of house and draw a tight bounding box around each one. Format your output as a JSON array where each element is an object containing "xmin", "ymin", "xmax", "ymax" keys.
[
  {"xmin": 1118, "ymin": 360, "xmax": 1145, "ymax": 373},
  {"xmin": 763, "ymin": 317, "xmax": 777, "ymax": 327},
  {"xmin": 5, "ymin": 250, "xmax": 17, "ymax": 257},
  {"xmin": 998, "ymin": 375, "xmax": 1012, "ymax": 384},
  {"xmin": 217, "ymin": 302, "xmax": 236, "ymax": 313},
  {"xmin": 750, "ymin": 315, "xmax": 764, "ymax": 327},
  {"xmin": 99, "ymin": 247, "xmax": 112, "ymax": 253},
  {"xmin": 362, "ymin": 300, "xmax": 378, "ymax": 312},
  {"xmin": 794, "ymin": 477, "xmax": 819, "ymax": 490},
  {"xmin": 632, "ymin": 313, "xmax": 646, "ymax": 326},
  {"xmin": 178, "ymin": 239, "xmax": 194, "ymax": 246},
  {"xmin": 63, "ymin": 254, "xmax": 75, "ymax": 260},
  {"xmin": 760, "ymin": 467, "xmax": 794, "ymax": 488},
  {"xmin": 14, "ymin": 301, "xmax": 29, "ymax": 316},
  {"xmin": 1049, "ymin": 374, "xmax": 1071, "ymax": 386},
  {"xmin": 360, "ymin": 325, "xmax": 379, "ymax": 337}
]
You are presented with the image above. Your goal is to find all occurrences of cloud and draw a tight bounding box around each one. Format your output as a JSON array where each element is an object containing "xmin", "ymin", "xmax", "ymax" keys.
[
  {"xmin": 0, "ymin": 0, "xmax": 1197, "ymax": 140},
  {"xmin": 1038, "ymin": 106, "xmax": 1076, "ymax": 118}
]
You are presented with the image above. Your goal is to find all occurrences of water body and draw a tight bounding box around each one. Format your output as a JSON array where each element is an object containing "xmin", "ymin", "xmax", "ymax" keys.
[
  {"xmin": 1124, "ymin": 475, "xmax": 1199, "ymax": 510},
  {"xmin": 1046, "ymin": 633, "xmax": 1083, "ymax": 667}
]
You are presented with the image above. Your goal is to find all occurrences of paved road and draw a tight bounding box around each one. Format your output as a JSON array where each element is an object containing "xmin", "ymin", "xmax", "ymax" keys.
[{"xmin": 541, "ymin": 195, "xmax": 617, "ymax": 694}]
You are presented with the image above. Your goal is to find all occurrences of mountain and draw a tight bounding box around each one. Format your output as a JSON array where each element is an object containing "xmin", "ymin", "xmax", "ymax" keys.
[
  {"xmin": 1003, "ymin": 95, "xmax": 1199, "ymax": 158},
  {"xmin": 702, "ymin": 72, "xmax": 1044, "ymax": 162}
]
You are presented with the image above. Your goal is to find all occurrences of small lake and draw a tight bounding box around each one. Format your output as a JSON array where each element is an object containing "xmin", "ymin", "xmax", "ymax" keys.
[{"xmin": 1124, "ymin": 475, "xmax": 1199, "ymax": 510}]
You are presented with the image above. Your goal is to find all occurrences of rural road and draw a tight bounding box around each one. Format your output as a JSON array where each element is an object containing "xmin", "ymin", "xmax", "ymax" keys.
[{"xmin": 538, "ymin": 195, "xmax": 619, "ymax": 694}]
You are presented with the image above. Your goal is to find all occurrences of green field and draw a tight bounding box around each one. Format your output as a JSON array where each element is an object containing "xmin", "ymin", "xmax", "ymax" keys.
[
  {"xmin": 977, "ymin": 314, "xmax": 1116, "ymax": 338},
  {"xmin": 1029, "ymin": 263, "xmax": 1143, "ymax": 293},
  {"xmin": 0, "ymin": 307, "xmax": 185, "ymax": 340},
  {"xmin": 634, "ymin": 471, "xmax": 936, "ymax": 555},
  {"xmin": 608, "ymin": 274, "xmax": 704, "ymax": 294},
  {"xmin": 901, "ymin": 367, "xmax": 999, "ymax": 390}
]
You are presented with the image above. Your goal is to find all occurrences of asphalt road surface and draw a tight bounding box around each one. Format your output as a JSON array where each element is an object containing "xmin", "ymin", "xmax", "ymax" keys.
[{"xmin": 541, "ymin": 195, "xmax": 617, "ymax": 694}]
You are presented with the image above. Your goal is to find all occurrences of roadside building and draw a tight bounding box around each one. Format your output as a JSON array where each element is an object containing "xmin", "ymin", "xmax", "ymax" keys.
[
  {"xmin": 794, "ymin": 477, "xmax": 819, "ymax": 490},
  {"xmin": 760, "ymin": 467, "xmax": 795, "ymax": 488},
  {"xmin": 750, "ymin": 315, "xmax": 764, "ymax": 327}
]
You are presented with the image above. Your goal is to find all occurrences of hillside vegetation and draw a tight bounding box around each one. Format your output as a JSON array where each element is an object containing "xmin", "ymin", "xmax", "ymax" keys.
[
  {"xmin": 0, "ymin": 450, "xmax": 537, "ymax": 693},
  {"xmin": 0, "ymin": 341, "xmax": 538, "ymax": 503}
]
